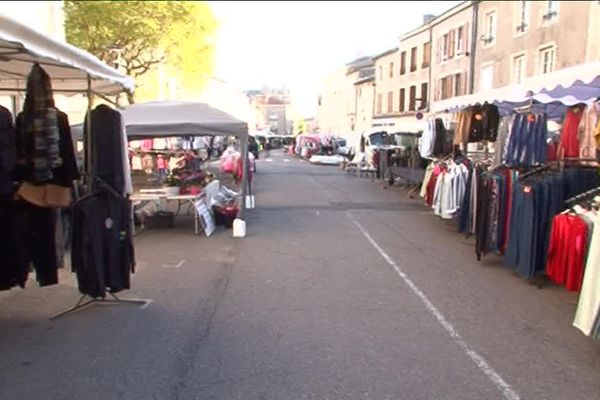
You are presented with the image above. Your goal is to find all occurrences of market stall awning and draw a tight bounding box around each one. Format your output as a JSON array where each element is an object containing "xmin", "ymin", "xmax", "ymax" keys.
[
  {"xmin": 0, "ymin": 15, "xmax": 134, "ymax": 95},
  {"xmin": 529, "ymin": 60, "xmax": 600, "ymax": 100},
  {"xmin": 431, "ymin": 61, "xmax": 600, "ymax": 116},
  {"xmin": 123, "ymin": 101, "xmax": 248, "ymax": 139}
]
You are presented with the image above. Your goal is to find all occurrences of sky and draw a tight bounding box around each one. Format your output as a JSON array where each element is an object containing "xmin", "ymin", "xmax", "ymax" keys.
[{"xmin": 209, "ymin": 1, "xmax": 461, "ymax": 117}]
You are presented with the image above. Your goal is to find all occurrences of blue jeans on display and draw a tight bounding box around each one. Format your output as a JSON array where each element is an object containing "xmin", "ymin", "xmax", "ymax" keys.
[
  {"xmin": 534, "ymin": 114, "xmax": 548, "ymax": 165},
  {"xmin": 505, "ymin": 184, "xmax": 523, "ymax": 269},
  {"xmin": 517, "ymin": 183, "xmax": 537, "ymax": 278},
  {"xmin": 504, "ymin": 181, "xmax": 537, "ymax": 278},
  {"xmin": 505, "ymin": 114, "xmax": 523, "ymax": 166},
  {"xmin": 505, "ymin": 113, "xmax": 548, "ymax": 167}
]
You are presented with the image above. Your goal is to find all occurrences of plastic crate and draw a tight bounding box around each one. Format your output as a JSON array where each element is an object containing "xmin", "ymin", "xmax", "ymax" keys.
[{"xmin": 145, "ymin": 211, "xmax": 174, "ymax": 229}]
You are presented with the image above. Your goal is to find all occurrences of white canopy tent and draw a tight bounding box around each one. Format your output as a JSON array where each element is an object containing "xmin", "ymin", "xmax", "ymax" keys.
[
  {"xmin": 431, "ymin": 60, "xmax": 600, "ymax": 119},
  {"xmin": 123, "ymin": 101, "xmax": 248, "ymax": 139},
  {"xmin": 0, "ymin": 13, "xmax": 135, "ymax": 200},
  {"xmin": 117, "ymin": 101, "xmax": 252, "ymax": 218},
  {"xmin": 0, "ymin": 15, "xmax": 134, "ymax": 95}
]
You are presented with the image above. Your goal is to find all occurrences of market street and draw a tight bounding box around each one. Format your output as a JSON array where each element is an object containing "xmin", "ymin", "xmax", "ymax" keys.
[{"xmin": 1, "ymin": 150, "xmax": 600, "ymax": 400}]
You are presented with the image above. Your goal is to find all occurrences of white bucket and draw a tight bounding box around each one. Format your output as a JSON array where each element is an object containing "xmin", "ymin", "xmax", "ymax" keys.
[
  {"xmin": 233, "ymin": 218, "xmax": 246, "ymax": 238},
  {"xmin": 245, "ymin": 195, "xmax": 255, "ymax": 209}
]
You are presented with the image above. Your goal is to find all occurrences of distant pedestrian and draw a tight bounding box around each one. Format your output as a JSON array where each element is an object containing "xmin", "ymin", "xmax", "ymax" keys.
[{"xmin": 265, "ymin": 141, "xmax": 272, "ymax": 157}]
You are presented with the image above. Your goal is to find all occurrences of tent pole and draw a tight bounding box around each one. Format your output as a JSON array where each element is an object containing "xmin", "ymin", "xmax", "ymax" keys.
[
  {"xmin": 85, "ymin": 74, "xmax": 94, "ymax": 189},
  {"xmin": 240, "ymin": 133, "xmax": 249, "ymax": 219}
]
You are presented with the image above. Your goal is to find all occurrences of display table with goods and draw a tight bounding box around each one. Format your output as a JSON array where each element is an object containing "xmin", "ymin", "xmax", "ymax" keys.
[{"xmin": 132, "ymin": 179, "xmax": 241, "ymax": 236}]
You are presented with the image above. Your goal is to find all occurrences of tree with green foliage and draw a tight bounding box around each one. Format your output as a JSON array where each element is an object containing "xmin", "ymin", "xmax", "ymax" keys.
[{"xmin": 64, "ymin": 1, "xmax": 217, "ymax": 103}]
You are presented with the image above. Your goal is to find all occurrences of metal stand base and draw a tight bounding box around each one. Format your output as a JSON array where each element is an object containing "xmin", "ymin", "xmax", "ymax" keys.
[{"xmin": 50, "ymin": 293, "xmax": 150, "ymax": 320}]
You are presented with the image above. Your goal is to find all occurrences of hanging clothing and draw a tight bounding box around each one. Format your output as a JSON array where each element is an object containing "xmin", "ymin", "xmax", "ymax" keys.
[
  {"xmin": 119, "ymin": 113, "xmax": 133, "ymax": 195},
  {"xmin": 468, "ymin": 104, "xmax": 500, "ymax": 143},
  {"xmin": 559, "ymin": 105, "xmax": 585, "ymax": 159},
  {"xmin": 578, "ymin": 102, "xmax": 599, "ymax": 163},
  {"xmin": 71, "ymin": 189, "xmax": 135, "ymax": 298},
  {"xmin": 420, "ymin": 163, "xmax": 435, "ymax": 199},
  {"xmin": 16, "ymin": 64, "xmax": 61, "ymax": 183},
  {"xmin": 0, "ymin": 105, "xmax": 15, "ymax": 195},
  {"xmin": 480, "ymin": 103, "xmax": 500, "ymax": 142},
  {"xmin": 546, "ymin": 213, "xmax": 589, "ymax": 291},
  {"xmin": 13, "ymin": 200, "xmax": 59, "ymax": 287},
  {"xmin": 131, "ymin": 155, "xmax": 143, "ymax": 170},
  {"xmin": 0, "ymin": 194, "xmax": 18, "ymax": 290},
  {"xmin": 432, "ymin": 161, "xmax": 469, "ymax": 219},
  {"xmin": 492, "ymin": 116, "xmax": 512, "ymax": 169},
  {"xmin": 505, "ymin": 168, "xmax": 600, "ymax": 278},
  {"xmin": 425, "ymin": 164, "xmax": 442, "ymax": 207},
  {"xmin": 141, "ymin": 139, "xmax": 153, "ymax": 151},
  {"xmin": 594, "ymin": 114, "xmax": 600, "ymax": 149},
  {"xmin": 453, "ymin": 109, "xmax": 473, "ymax": 146},
  {"xmin": 504, "ymin": 112, "xmax": 548, "ymax": 167},
  {"xmin": 153, "ymin": 138, "xmax": 168, "ymax": 150},
  {"xmin": 432, "ymin": 118, "xmax": 448, "ymax": 157},
  {"xmin": 419, "ymin": 119, "xmax": 436, "ymax": 158},
  {"xmin": 84, "ymin": 105, "xmax": 126, "ymax": 194},
  {"xmin": 15, "ymin": 66, "xmax": 79, "ymax": 188},
  {"xmin": 573, "ymin": 213, "xmax": 600, "ymax": 336}
]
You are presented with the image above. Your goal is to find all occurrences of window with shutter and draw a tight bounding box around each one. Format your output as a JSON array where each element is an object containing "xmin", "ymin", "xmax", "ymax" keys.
[
  {"xmin": 454, "ymin": 73, "xmax": 462, "ymax": 96},
  {"xmin": 399, "ymin": 88, "xmax": 405, "ymax": 112},
  {"xmin": 456, "ymin": 27, "xmax": 464, "ymax": 55},
  {"xmin": 422, "ymin": 42, "xmax": 431, "ymax": 68},
  {"xmin": 409, "ymin": 86, "xmax": 417, "ymax": 111},
  {"xmin": 463, "ymin": 23, "xmax": 469, "ymax": 54},
  {"xmin": 420, "ymin": 82, "xmax": 428, "ymax": 110},
  {"xmin": 436, "ymin": 38, "xmax": 442, "ymax": 64},
  {"xmin": 400, "ymin": 52, "xmax": 406, "ymax": 75},
  {"xmin": 448, "ymin": 30, "xmax": 455, "ymax": 59},
  {"xmin": 442, "ymin": 34, "xmax": 449, "ymax": 60}
]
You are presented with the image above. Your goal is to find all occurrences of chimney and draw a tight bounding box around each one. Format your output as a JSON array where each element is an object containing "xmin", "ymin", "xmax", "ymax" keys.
[{"xmin": 423, "ymin": 14, "xmax": 436, "ymax": 25}]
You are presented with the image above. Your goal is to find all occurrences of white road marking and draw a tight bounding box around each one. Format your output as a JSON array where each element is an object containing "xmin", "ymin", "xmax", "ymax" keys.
[
  {"xmin": 283, "ymin": 159, "xmax": 290, "ymax": 162},
  {"xmin": 307, "ymin": 176, "xmax": 335, "ymax": 201},
  {"xmin": 346, "ymin": 212, "xmax": 520, "ymax": 400},
  {"xmin": 162, "ymin": 259, "xmax": 187, "ymax": 268},
  {"xmin": 139, "ymin": 299, "xmax": 154, "ymax": 309},
  {"xmin": 265, "ymin": 158, "xmax": 274, "ymax": 162}
]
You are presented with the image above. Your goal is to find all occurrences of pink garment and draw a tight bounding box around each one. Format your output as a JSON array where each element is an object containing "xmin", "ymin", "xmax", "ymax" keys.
[
  {"xmin": 157, "ymin": 156, "xmax": 167, "ymax": 169},
  {"xmin": 142, "ymin": 139, "xmax": 153, "ymax": 151},
  {"xmin": 579, "ymin": 103, "xmax": 600, "ymax": 163}
]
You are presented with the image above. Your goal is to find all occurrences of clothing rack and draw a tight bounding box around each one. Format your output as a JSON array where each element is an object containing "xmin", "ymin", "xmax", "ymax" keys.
[
  {"xmin": 50, "ymin": 292, "xmax": 151, "ymax": 321},
  {"xmin": 564, "ymin": 186, "xmax": 600, "ymax": 205},
  {"xmin": 50, "ymin": 174, "xmax": 151, "ymax": 320},
  {"xmin": 1, "ymin": 43, "xmax": 146, "ymax": 320},
  {"xmin": 517, "ymin": 162, "xmax": 559, "ymax": 181}
]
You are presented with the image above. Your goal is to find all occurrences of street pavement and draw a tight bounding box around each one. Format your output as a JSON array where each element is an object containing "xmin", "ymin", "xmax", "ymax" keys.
[{"xmin": 1, "ymin": 150, "xmax": 600, "ymax": 400}]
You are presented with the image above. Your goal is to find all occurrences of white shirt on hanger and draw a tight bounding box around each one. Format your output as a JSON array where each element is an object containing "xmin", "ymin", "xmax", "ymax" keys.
[
  {"xmin": 119, "ymin": 113, "xmax": 133, "ymax": 195},
  {"xmin": 573, "ymin": 213, "xmax": 600, "ymax": 336}
]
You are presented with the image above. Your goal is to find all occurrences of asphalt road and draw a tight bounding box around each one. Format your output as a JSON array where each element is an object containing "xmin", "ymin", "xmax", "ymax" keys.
[{"xmin": 1, "ymin": 150, "xmax": 600, "ymax": 400}]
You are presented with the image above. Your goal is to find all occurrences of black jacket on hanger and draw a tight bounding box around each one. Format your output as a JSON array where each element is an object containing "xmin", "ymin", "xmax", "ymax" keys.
[
  {"xmin": 433, "ymin": 118, "xmax": 447, "ymax": 157},
  {"xmin": 71, "ymin": 189, "xmax": 135, "ymax": 298},
  {"xmin": 0, "ymin": 105, "xmax": 15, "ymax": 195},
  {"xmin": 83, "ymin": 105, "xmax": 125, "ymax": 194}
]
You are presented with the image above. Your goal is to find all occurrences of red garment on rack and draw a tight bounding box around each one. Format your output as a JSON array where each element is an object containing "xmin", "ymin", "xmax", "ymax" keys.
[
  {"xmin": 546, "ymin": 214, "xmax": 589, "ymax": 292},
  {"xmin": 547, "ymin": 141, "xmax": 558, "ymax": 162},
  {"xmin": 425, "ymin": 166, "xmax": 442, "ymax": 206},
  {"xmin": 559, "ymin": 106, "xmax": 585, "ymax": 159}
]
